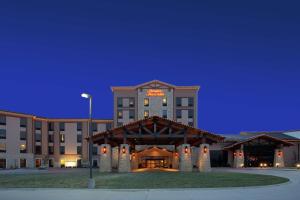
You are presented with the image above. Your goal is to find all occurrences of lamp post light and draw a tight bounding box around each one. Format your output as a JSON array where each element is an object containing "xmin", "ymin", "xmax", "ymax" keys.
[{"xmin": 81, "ymin": 92, "xmax": 95, "ymax": 189}]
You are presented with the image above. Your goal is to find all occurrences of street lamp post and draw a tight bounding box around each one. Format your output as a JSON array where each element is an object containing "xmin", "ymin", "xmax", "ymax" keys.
[{"xmin": 81, "ymin": 93, "xmax": 95, "ymax": 189}]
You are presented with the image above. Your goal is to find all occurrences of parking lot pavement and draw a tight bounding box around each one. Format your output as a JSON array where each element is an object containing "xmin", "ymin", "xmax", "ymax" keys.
[{"xmin": 0, "ymin": 168, "xmax": 299, "ymax": 200}]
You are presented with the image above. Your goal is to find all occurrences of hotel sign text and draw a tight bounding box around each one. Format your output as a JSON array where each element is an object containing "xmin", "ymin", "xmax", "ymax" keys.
[{"xmin": 146, "ymin": 89, "xmax": 165, "ymax": 97}]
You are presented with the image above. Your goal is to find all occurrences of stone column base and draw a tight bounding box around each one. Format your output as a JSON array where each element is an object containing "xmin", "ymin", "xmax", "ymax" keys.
[
  {"xmin": 179, "ymin": 144, "xmax": 192, "ymax": 172},
  {"xmin": 99, "ymin": 144, "xmax": 112, "ymax": 172},
  {"xmin": 274, "ymin": 149, "xmax": 284, "ymax": 168},
  {"xmin": 198, "ymin": 144, "xmax": 211, "ymax": 172},
  {"xmin": 233, "ymin": 149, "xmax": 244, "ymax": 168},
  {"xmin": 118, "ymin": 144, "xmax": 131, "ymax": 173}
]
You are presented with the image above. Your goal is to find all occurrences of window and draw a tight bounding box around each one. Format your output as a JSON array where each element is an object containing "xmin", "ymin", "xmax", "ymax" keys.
[
  {"xmin": 48, "ymin": 122, "xmax": 54, "ymax": 131},
  {"xmin": 176, "ymin": 97, "xmax": 182, "ymax": 107},
  {"xmin": 60, "ymin": 134, "xmax": 65, "ymax": 143},
  {"xmin": 0, "ymin": 129, "xmax": 6, "ymax": 139},
  {"xmin": 59, "ymin": 122, "xmax": 65, "ymax": 131},
  {"xmin": 188, "ymin": 122, "xmax": 194, "ymax": 127},
  {"xmin": 117, "ymin": 110, "xmax": 123, "ymax": 119},
  {"xmin": 92, "ymin": 123, "xmax": 97, "ymax": 132},
  {"xmin": 20, "ymin": 144, "xmax": 26, "ymax": 153},
  {"xmin": 106, "ymin": 123, "xmax": 112, "ymax": 130},
  {"xmin": 144, "ymin": 98, "xmax": 149, "ymax": 107},
  {"xmin": 48, "ymin": 134, "xmax": 54, "ymax": 143},
  {"xmin": 0, "ymin": 159, "xmax": 6, "ymax": 169},
  {"xmin": 77, "ymin": 146, "xmax": 82, "ymax": 154},
  {"xmin": 35, "ymin": 132, "xmax": 41, "ymax": 142},
  {"xmin": 176, "ymin": 109, "xmax": 182, "ymax": 118},
  {"xmin": 35, "ymin": 145, "xmax": 41, "ymax": 154},
  {"xmin": 92, "ymin": 146, "xmax": 98, "ymax": 155},
  {"xmin": 129, "ymin": 98, "xmax": 135, "ymax": 107},
  {"xmin": 188, "ymin": 109, "xmax": 194, "ymax": 119},
  {"xmin": 48, "ymin": 146, "xmax": 54, "ymax": 155},
  {"xmin": 20, "ymin": 159, "xmax": 26, "ymax": 168},
  {"xmin": 144, "ymin": 110, "xmax": 149, "ymax": 118},
  {"xmin": 117, "ymin": 97, "xmax": 123, "ymax": 107},
  {"xmin": 129, "ymin": 110, "xmax": 135, "ymax": 119},
  {"xmin": 188, "ymin": 97, "xmax": 194, "ymax": 107},
  {"xmin": 162, "ymin": 110, "xmax": 168, "ymax": 119},
  {"xmin": 117, "ymin": 122, "xmax": 123, "ymax": 127},
  {"xmin": 77, "ymin": 122, "xmax": 82, "ymax": 131},
  {"xmin": 162, "ymin": 97, "xmax": 167, "ymax": 106},
  {"xmin": 77, "ymin": 134, "xmax": 82, "ymax": 143},
  {"xmin": 20, "ymin": 131, "xmax": 27, "ymax": 140},
  {"xmin": 34, "ymin": 121, "xmax": 42, "ymax": 130},
  {"xmin": 0, "ymin": 115, "xmax": 6, "ymax": 125},
  {"xmin": 0, "ymin": 143, "xmax": 6, "ymax": 153},
  {"xmin": 60, "ymin": 146, "xmax": 65, "ymax": 154},
  {"xmin": 20, "ymin": 118, "xmax": 27, "ymax": 127}
]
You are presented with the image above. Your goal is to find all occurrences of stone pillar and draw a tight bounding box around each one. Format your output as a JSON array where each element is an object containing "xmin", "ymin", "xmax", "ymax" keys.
[
  {"xmin": 198, "ymin": 144, "xmax": 211, "ymax": 172},
  {"xmin": 118, "ymin": 144, "xmax": 131, "ymax": 172},
  {"xmin": 111, "ymin": 146, "xmax": 119, "ymax": 169},
  {"xmin": 179, "ymin": 144, "xmax": 192, "ymax": 172},
  {"xmin": 99, "ymin": 144, "xmax": 112, "ymax": 172},
  {"xmin": 233, "ymin": 149, "xmax": 244, "ymax": 168},
  {"xmin": 131, "ymin": 152, "xmax": 139, "ymax": 170},
  {"xmin": 274, "ymin": 149, "xmax": 284, "ymax": 168},
  {"xmin": 172, "ymin": 151, "xmax": 179, "ymax": 169}
]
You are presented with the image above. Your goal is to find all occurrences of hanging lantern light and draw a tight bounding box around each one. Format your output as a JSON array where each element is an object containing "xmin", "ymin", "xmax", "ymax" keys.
[
  {"xmin": 102, "ymin": 146, "xmax": 107, "ymax": 154},
  {"xmin": 239, "ymin": 152, "xmax": 242, "ymax": 157},
  {"xmin": 175, "ymin": 152, "xmax": 178, "ymax": 157},
  {"xmin": 277, "ymin": 150, "xmax": 282, "ymax": 157},
  {"xmin": 184, "ymin": 146, "xmax": 188, "ymax": 154},
  {"xmin": 234, "ymin": 152, "xmax": 237, "ymax": 157},
  {"xmin": 122, "ymin": 146, "xmax": 126, "ymax": 154},
  {"xmin": 132, "ymin": 153, "xmax": 135, "ymax": 159},
  {"xmin": 203, "ymin": 146, "xmax": 208, "ymax": 154}
]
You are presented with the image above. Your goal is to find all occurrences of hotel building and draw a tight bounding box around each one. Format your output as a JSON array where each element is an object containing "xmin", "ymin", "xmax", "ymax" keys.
[{"xmin": 0, "ymin": 80, "xmax": 299, "ymax": 171}]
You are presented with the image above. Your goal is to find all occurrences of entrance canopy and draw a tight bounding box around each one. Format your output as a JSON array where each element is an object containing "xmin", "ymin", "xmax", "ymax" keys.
[
  {"xmin": 92, "ymin": 116, "xmax": 224, "ymax": 147},
  {"xmin": 224, "ymin": 134, "xmax": 293, "ymax": 150}
]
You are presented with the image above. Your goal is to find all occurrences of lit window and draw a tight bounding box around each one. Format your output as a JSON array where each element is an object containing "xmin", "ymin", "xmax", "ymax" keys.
[
  {"xmin": 162, "ymin": 97, "xmax": 167, "ymax": 106},
  {"xmin": 129, "ymin": 98, "xmax": 135, "ymax": 107},
  {"xmin": 144, "ymin": 110, "xmax": 149, "ymax": 118},
  {"xmin": 20, "ymin": 144, "xmax": 26, "ymax": 153},
  {"xmin": 0, "ymin": 143, "xmax": 6, "ymax": 153},
  {"xmin": 60, "ymin": 134, "xmax": 65, "ymax": 143},
  {"xmin": 144, "ymin": 98, "xmax": 149, "ymax": 107},
  {"xmin": 117, "ymin": 110, "xmax": 123, "ymax": 119}
]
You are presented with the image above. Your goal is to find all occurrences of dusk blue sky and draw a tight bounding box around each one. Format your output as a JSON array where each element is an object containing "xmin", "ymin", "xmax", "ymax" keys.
[{"xmin": 0, "ymin": 1, "xmax": 299, "ymax": 134}]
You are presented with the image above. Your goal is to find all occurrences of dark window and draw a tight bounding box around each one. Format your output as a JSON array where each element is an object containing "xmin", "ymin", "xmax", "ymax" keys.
[
  {"xmin": 129, "ymin": 98, "xmax": 135, "ymax": 107},
  {"xmin": 188, "ymin": 109, "xmax": 194, "ymax": 119},
  {"xmin": 0, "ymin": 129, "xmax": 6, "ymax": 139},
  {"xmin": 92, "ymin": 146, "xmax": 98, "ymax": 155},
  {"xmin": 48, "ymin": 134, "xmax": 54, "ymax": 143},
  {"xmin": 188, "ymin": 122, "xmax": 194, "ymax": 127},
  {"xmin": 20, "ymin": 131, "xmax": 27, "ymax": 140},
  {"xmin": 176, "ymin": 97, "xmax": 182, "ymax": 107},
  {"xmin": 0, "ymin": 159, "xmax": 6, "ymax": 169},
  {"xmin": 162, "ymin": 110, "xmax": 167, "ymax": 118},
  {"xmin": 188, "ymin": 97, "xmax": 194, "ymax": 107},
  {"xmin": 176, "ymin": 109, "xmax": 182, "ymax": 118},
  {"xmin": 77, "ymin": 134, "xmax": 82, "ymax": 143},
  {"xmin": 35, "ymin": 133, "xmax": 41, "ymax": 142},
  {"xmin": 117, "ymin": 122, "xmax": 123, "ymax": 127},
  {"xmin": 92, "ymin": 123, "xmax": 97, "ymax": 132},
  {"xmin": 0, "ymin": 115, "xmax": 6, "ymax": 125},
  {"xmin": 162, "ymin": 97, "xmax": 167, "ymax": 106},
  {"xmin": 0, "ymin": 144, "xmax": 6, "ymax": 153},
  {"xmin": 34, "ymin": 121, "xmax": 42, "ymax": 130},
  {"xmin": 77, "ymin": 122, "xmax": 82, "ymax": 131},
  {"xmin": 48, "ymin": 146, "xmax": 54, "ymax": 155},
  {"xmin": 59, "ymin": 122, "xmax": 65, "ymax": 131},
  {"xmin": 106, "ymin": 123, "xmax": 112, "ymax": 130},
  {"xmin": 117, "ymin": 97, "xmax": 123, "ymax": 107},
  {"xmin": 129, "ymin": 110, "xmax": 135, "ymax": 119},
  {"xmin": 77, "ymin": 146, "xmax": 82, "ymax": 154},
  {"xmin": 117, "ymin": 110, "xmax": 123, "ymax": 119},
  {"xmin": 48, "ymin": 122, "xmax": 54, "ymax": 131},
  {"xmin": 20, "ymin": 159, "xmax": 26, "ymax": 168},
  {"xmin": 35, "ymin": 145, "xmax": 41, "ymax": 154},
  {"xmin": 60, "ymin": 146, "xmax": 65, "ymax": 154},
  {"xmin": 20, "ymin": 118, "xmax": 27, "ymax": 127},
  {"xmin": 60, "ymin": 134, "xmax": 65, "ymax": 143}
]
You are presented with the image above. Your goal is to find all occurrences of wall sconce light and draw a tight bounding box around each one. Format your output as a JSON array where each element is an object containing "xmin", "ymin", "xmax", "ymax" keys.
[
  {"xmin": 132, "ymin": 153, "xmax": 135, "ymax": 159},
  {"xmin": 277, "ymin": 150, "xmax": 282, "ymax": 157},
  {"xmin": 203, "ymin": 146, "xmax": 208, "ymax": 154},
  {"xmin": 184, "ymin": 146, "xmax": 188, "ymax": 154},
  {"xmin": 239, "ymin": 152, "xmax": 243, "ymax": 157},
  {"xmin": 122, "ymin": 146, "xmax": 126, "ymax": 154},
  {"xmin": 175, "ymin": 152, "xmax": 178, "ymax": 157},
  {"xmin": 102, "ymin": 146, "xmax": 107, "ymax": 154},
  {"xmin": 234, "ymin": 152, "xmax": 237, "ymax": 157}
]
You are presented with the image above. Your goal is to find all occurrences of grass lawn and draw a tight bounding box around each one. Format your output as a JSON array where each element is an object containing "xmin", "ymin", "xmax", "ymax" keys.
[{"xmin": 0, "ymin": 170, "xmax": 289, "ymax": 189}]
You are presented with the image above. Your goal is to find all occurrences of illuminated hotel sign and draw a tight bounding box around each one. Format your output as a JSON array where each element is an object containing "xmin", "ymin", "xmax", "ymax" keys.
[{"xmin": 146, "ymin": 89, "xmax": 165, "ymax": 97}]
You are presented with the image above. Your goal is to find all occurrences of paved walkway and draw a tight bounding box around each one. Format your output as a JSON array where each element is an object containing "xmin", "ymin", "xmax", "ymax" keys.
[{"xmin": 0, "ymin": 168, "xmax": 299, "ymax": 200}]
